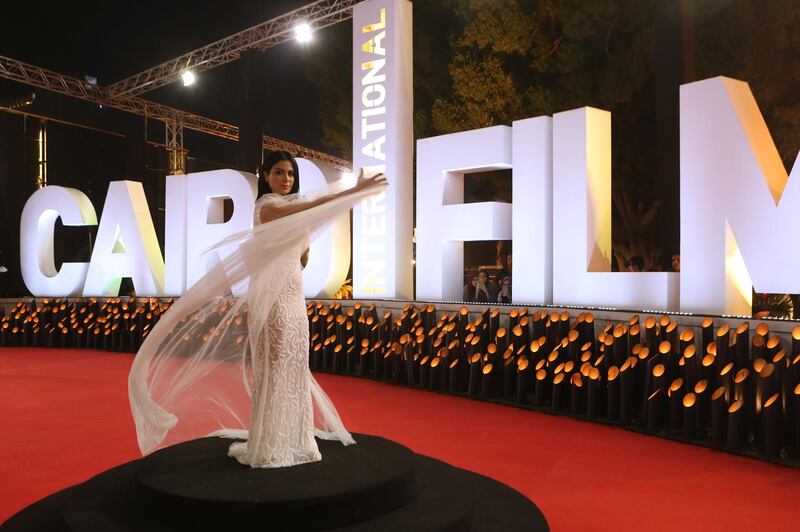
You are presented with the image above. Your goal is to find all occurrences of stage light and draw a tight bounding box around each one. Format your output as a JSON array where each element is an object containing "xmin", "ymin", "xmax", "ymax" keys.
[
  {"xmin": 182, "ymin": 70, "xmax": 196, "ymax": 87},
  {"xmin": 294, "ymin": 22, "xmax": 313, "ymax": 43}
]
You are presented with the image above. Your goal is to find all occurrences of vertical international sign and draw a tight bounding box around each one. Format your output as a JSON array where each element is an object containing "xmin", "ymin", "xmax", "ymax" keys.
[{"xmin": 352, "ymin": 0, "xmax": 414, "ymax": 299}]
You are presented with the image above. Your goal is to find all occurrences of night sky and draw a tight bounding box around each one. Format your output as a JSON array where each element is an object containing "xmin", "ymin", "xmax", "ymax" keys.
[{"xmin": 1, "ymin": 0, "xmax": 347, "ymax": 153}]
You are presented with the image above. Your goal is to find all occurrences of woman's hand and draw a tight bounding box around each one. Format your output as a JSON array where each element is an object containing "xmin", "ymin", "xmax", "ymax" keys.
[
  {"xmin": 476, "ymin": 283, "xmax": 488, "ymax": 298},
  {"xmin": 354, "ymin": 168, "xmax": 388, "ymax": 191}
]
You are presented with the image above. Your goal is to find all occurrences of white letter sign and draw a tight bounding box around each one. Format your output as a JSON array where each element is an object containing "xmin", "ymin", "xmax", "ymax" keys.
[
  {"xmin": 184, "ymin": 170, "xmax": 257, "ymax": 292},
  {"xmin": 83, "ymin": 181, "xmax": 164, "ymax": 296},
  {"xmin": 552, "ymin": 107, "xmax": 678, "ymax": 310},
  {"xmin": 416, "ymin": 126, "xmax": 513, "ymax": 301},
  {"xmin": 20, "ymin": 186, "xmax": 97, "ymax": 296},
  {"xmin": 681, "ymin": 77, "xmax": 800, "ymax": 315},
  {"xmin": 352, "ymin": 0, "xmax": 414, "ymax": 298}
]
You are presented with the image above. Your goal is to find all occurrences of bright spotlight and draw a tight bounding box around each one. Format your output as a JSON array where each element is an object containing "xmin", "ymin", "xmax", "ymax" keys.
[
  {"xmin": 182, "ymin": 70, "xmax": 196, "ymax": 87},
  {"xmin": 294, "ymin": 22, "xmax": 313, "ymax": 43}
]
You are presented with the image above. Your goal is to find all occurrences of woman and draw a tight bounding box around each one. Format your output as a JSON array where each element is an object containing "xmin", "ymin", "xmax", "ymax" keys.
[
  {"xmin": 129, "ymin": 151, "xmax": 387, "ymax": 468},
  {"xmin": 497, "ymin": 275, "xmax": 512, "ymax": 303},
  {"xmin": 463, "ymin": 271, "xmax": 491, "ymax": 302}
]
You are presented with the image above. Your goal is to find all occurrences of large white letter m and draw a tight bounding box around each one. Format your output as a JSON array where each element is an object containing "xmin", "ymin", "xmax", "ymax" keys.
[{"xmin": 681, "ymin": 76, "xmax": 800, "ymax": 316}]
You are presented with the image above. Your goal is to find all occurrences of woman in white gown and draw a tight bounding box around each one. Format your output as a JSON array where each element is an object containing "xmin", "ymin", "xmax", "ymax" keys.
[{"xmin": 128, "ymin": 151, "xmax": 388, "ymax": 468}]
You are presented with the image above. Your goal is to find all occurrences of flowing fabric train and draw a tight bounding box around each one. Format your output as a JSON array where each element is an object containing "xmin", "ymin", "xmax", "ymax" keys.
[{"xmin": 128, "ymin": 178, "xmax": 387, "ymax": 456}]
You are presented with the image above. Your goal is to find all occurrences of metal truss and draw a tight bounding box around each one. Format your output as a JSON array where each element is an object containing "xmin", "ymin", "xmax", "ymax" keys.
[
  {"xmin": 263, "ymin": 134, "xmax": 350, "ymax": 171},
  {"xmin": 0, "ymin": 55, "xmax": 238, "ymax": 140},
  {"xmin": 108, "ymin": 0, "xmax": 360, "ymax": 97},
  {"xmin": 0, "ymin": 55, "xmax": 351, "ymax": 168},
  {"xmin": 164, "ymin": 119, "xmax": 187, "ymax": 175}
]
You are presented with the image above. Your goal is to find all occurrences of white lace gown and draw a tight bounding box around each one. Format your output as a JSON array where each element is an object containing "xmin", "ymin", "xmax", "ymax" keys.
[
  {"xmin": 227, "ymin": 202, "xmax": 321, "ymax": 467},
  {"xmin": 128, "ymin": 180, "xmax": 381, "ymax": 464}
]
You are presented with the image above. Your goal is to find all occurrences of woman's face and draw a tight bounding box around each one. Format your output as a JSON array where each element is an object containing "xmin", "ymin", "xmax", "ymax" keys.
[
  {"xmin": 266, "ymin": 160, "xmax": 295, "ymax": 196},
  {"xmin": 478, "ymin": 271, "xmax": 488, "ymax": 284}
]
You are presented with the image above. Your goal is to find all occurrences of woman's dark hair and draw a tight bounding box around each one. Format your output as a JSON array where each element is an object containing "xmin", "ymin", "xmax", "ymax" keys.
[{"xmin": 257, "ymin": 150, "xmax": 300, "ymax": 196}]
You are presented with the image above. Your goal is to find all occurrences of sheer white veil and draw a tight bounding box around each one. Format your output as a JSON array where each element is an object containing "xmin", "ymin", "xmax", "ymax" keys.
[{"xmin": 129, "ymin": 177, "xmax": 387, "ymax": 455}]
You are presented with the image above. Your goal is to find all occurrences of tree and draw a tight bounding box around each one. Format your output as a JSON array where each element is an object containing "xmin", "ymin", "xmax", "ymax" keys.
[
  {"xmin": 694, "ymin": 0, "xmax": 800, "ymax": 170},
  {"xmin": 432, "ymin": 0, "xmax": 659, "ymax": 268}
]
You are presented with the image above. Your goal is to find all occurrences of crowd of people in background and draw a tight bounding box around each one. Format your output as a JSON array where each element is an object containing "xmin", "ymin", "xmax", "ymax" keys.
[
  {"xmin": 461, "ymin": 248, "xmax": 685, "ymax": 305},
  {"xmin": 463, "ymin": 252, "xmax": 513, "ymax": 303},
  {"xmin": 612, "ymin": 251, "xmax": 681, "ymax": 273}
]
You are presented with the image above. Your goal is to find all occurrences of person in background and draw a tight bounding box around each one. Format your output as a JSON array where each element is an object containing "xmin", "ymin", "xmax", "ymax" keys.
[
  {"xmin": 463, "ymin": 271, "xmax": 492, "ymax": 302},
  {"xmin": 497, "ymin": 276, "xmax": 512, "ymax": 303},
  {"xmin": 627, "ymin": 256, "xmax": 645, "ymax": 272},
  {"xmin": 671, "ymin": 254, "xmax": 680, "ymax": 272},
  {"xmin": 496, "ymin": 253, "xmax": 512, "ymax": 282}
]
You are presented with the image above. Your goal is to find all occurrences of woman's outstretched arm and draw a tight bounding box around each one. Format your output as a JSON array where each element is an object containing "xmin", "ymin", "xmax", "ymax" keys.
[{"xmin": 259, "ymin": 170, "xmax": 387, "ymax": 224}]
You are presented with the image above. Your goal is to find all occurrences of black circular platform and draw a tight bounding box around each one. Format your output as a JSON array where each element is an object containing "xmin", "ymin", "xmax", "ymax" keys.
[{"xmin": 2, "ymin": 434, "xmax": 548, "ymax": 532}]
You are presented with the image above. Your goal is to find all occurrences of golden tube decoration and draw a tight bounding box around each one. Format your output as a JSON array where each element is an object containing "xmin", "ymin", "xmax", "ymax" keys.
[
  {"xmin": 716, "ymin": 324, "xmax": 731, "ymax": 367},
  {"xmin": 694, "ymin": 379, "xmax": 710, "ymax": 436},
  {"xmin": 766, "ymin": 336, "xmax": 782, "ymax": 361},
  {"xmin": 791, "ymin": 326, "xmax": 800, "ymax": 360},
  {"xmin": 586, "ymin": 366, "xmax": 600, "ymax": 419},
  {"xmin": 683, "ymin": 392, "xmax": 697, "ymax": 439},
  {"xmin": 702, "ymin": 352, "xmax": 717, "ymax": 393},
  {"xmin": 612, "ymin": 324, "xmax": 627, "ymax": 367},
  {"xmin": 643, "ymin": 316, "xmax": 658, "ymax": 354},
  {"xmin": 567, "ymin": 329, "xmax": 581, "ymax": 363},
  {"xmin": 512, "ymin": 357, "xmax": 528, "ymax": 404},
  {"xmin": 392, "ymin": 343, "xmax": 404, "ymax": 383},
  {"xmin": 701, "ymin": 318, "xmax": 714, "ymax": 357},
  {"xmin": 419, "ymin": 355, "xmax": 431, "ymax": 389},
  {"xmin": 719, "ymin": 362, "xmax": 734, "ymax": 403},
  {"xmin": 762, "ymin": 393, "xmax": 780, "ymax": 459},
  {"xmin": 751, "ymin": 336, "xmax": 766, "ymax": 368},
  {"xmin": 552, "ymin": 372, "xmax": 566, "ymax": 410},
  {"xmin": 533, "ymin": 366, "xmax": 548, "ymax": 407},
  {"xmin": 467, "ymin": 353, "xmax": 481, "ymax": 395},
  {"xmin": 646, "ymin": 388, "xmax": 663, "ymax": 432},
  {"xmin": 683, "ymin": 344, "xmax": 698, "ymax": 390},
  {"xmin": 607, "ymin": 366, "xmax": 620, "ymax": 420},
  {"xmin": 619, "ymin": 358, "xmax": 635, "ymax": 423},
  {"xmin": 733, "ymin": 322, "xmax": 749, "ymax": 369},
  {"xmin": 629, "ymin": 323, "xmax": 641, "ymax": 355},
  {"xmin": 481, "ymin": 362, "xmax": 494, "ymax": 398},
  {"xmin": 726, "ymin": 400, "xmax": 745, "ymax": 450},
  {"xmin": 503, "ymin": 355, "xmax": 516, "ymax": 399},
  {"xmin": 570, "ymin": 373, "xmax": 584, "ymax": 416},
  {"xmin": 679, "ymin": 328, "xmax": 694, "ymax": 356},
  {"xmin": 448, "ymin": 357, "xmax": 462, "ymax": 393},
  {"xmin": 668, "ymin": 378, "xmax": 684, "ymax": 431},
  {"xmin": 793, "ymin": 383, "xmax": 800, "ymax": 458},
  {"xmin": 711, "ymin": 386, "xmax": 727, "ymax": 447}
]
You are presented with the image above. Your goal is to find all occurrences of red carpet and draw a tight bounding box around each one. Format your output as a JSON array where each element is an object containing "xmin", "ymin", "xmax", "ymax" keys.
[{"xmin": 2, "ymin": 348, "xmax": 799, "ymax": 531}]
